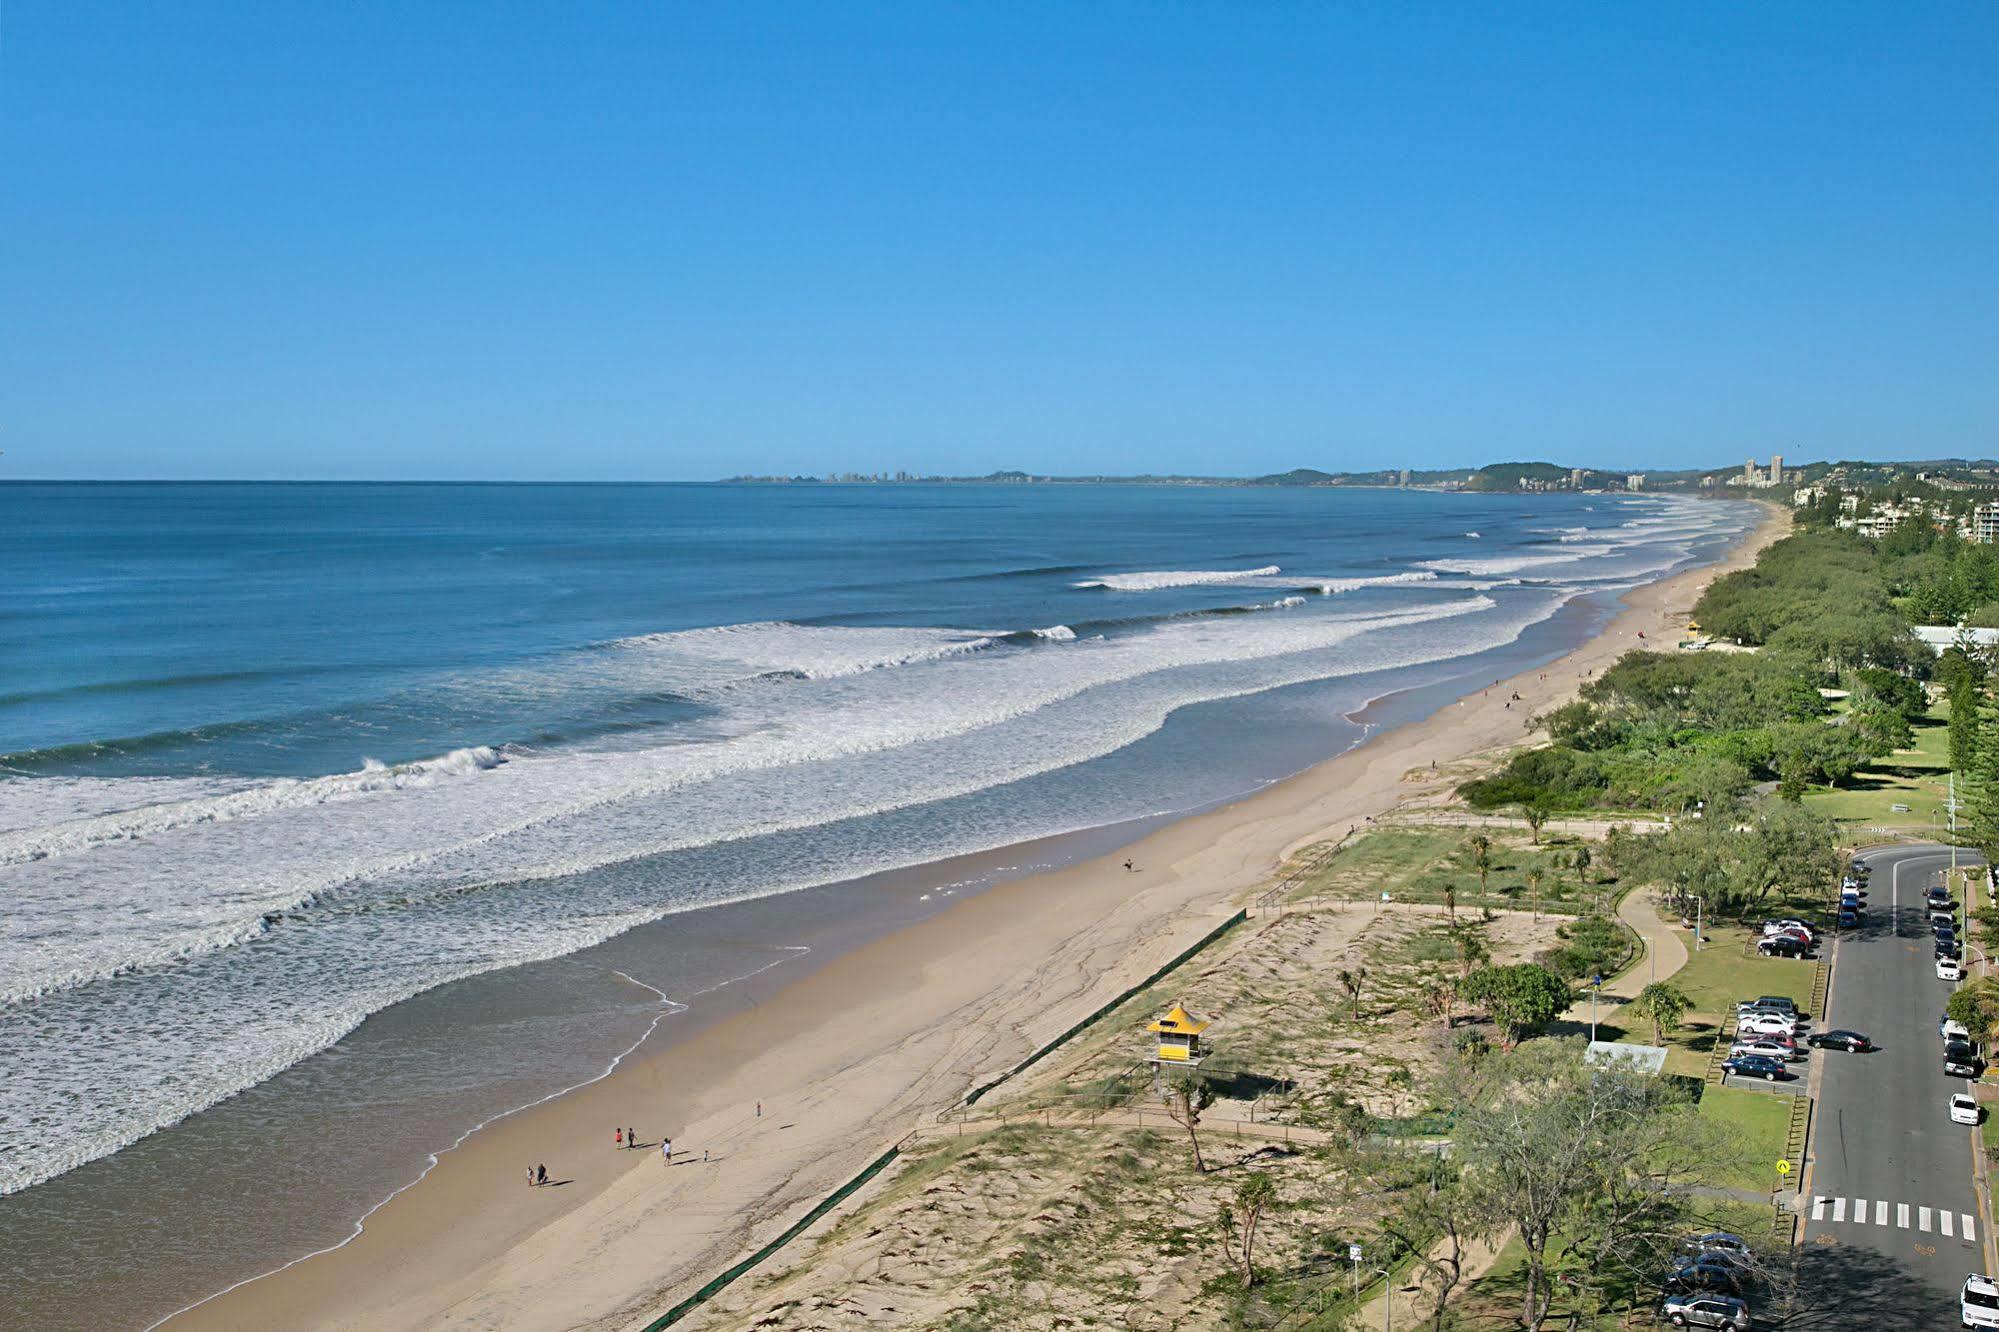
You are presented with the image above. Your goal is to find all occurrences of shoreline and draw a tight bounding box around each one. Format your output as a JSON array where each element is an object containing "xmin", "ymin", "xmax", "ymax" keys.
[{"xmin": 170, "ymin": 504, "xmax": 1787, "ymax": 1332}]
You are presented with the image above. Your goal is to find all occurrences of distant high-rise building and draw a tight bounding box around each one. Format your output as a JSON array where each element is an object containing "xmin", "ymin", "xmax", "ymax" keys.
[
  {"xmin": 1975, "ymin": 503, "xmax": 1999, "ymax": 545},
  {"xmin": 1397, "ymin": 468, "xmax": 1412, "ymax": 486},
  {"xmin": 1769, "ymin": 454, "xmax": 1784, "ymax": 485},
  {"xmin": 1569, "ymin": 468, "xmax": 1586, "ymax": 489},
  {"xmin": 1743, "ymin": 458, "xmax": 1758, "ymax": 485},
  {"xmin": 1627, "ymin": 474, "xmax": 1645, "ymax": 491}
]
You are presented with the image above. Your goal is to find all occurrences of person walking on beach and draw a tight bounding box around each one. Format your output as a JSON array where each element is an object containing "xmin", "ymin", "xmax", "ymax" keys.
[
  {"xmin": 525, "ymin": 1166, "xmax": 534, "ymax": 1188},
  {"xmin": 661, "ymin": 1137, "xmax": 672, "ymax": 1168},
  {"xmin": 614, "ymin": 1127, "xmax": 623, "ymax": 1150},
  {"xmin": 628, "ymin": 1125, "xmax": 636, "ymax": 1149},
  {"xmin": 535, "ymin": 1163, "xmax": 547, "ymax": 1186}
]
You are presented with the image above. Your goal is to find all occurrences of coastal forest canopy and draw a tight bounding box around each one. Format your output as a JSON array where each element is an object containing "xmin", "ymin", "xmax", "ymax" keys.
[{"xmin": 1460, "ymin": 529, "xmax": 1931, "ymax": 880}]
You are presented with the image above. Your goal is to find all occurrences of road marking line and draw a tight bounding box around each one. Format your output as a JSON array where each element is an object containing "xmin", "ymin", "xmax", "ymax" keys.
[
  {"xmin": 1968, "ymin": 1213, "xmax": 1979, "ymax": 1242},
  {"xmin": 1899, "ymin": 1202, "xmax": 1911, "ymax": 1228},
  {"xmin": 1833, "ymin": 1197, "xmax": 1846, "ymax": 1222},
  {"xmin": 1945, "ymin": 1211, "xmax": 1957, "ymax": 1238},
  {"xmin": 1876, "ymin": 1199, "xmax": 1888, "ymax": 1225},
  {"xmin": 1813, "ymin": 1196, "xmax": 1827, "ymax": 1221},
  {"xmin": 1920, "ymin": 1206, "xmax": 1933, "ymax": 1232}
]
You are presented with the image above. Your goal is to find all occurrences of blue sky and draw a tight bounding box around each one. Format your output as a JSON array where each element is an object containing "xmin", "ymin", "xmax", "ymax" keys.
[{"xmin": 3, "ymin": 3, "xmax": 1994, "ymax": 480}]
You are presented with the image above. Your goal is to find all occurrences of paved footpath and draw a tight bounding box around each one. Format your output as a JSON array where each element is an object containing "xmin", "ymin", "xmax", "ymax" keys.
[{"xmin": 1557, "ymin": 888, "xmax": 1690, "ymax": 1030}]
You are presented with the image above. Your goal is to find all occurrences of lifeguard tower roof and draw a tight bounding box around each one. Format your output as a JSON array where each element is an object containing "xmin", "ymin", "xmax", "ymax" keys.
[{"xmin": 1147, "ymin": 1003, "xmax": 1209, "ymax": 1036}]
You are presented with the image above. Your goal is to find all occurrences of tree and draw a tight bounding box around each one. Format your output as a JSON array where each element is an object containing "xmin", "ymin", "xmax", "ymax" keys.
[
  {"xmin": 1453, "ymin": 1040, "xmax": 1722, "ymax": 1329},
  {"xmin": 1525, "ymin": 866, "xmax": 1545, "ymax": 921},
  {"xmin": 1337, "ymin": 965, "xmax": 1368, "ymax": 1019},
  {"xmin": 1162, "ymin": 1068, "xmax": 1214, "ymax": 1172},
  {"xmin": 1520, "ymin": 801, "xmax": 1549, "ymax": 845},
  {"xmin": 1217, "ymin": 1171, "xmax": 1277, "ymax": 1286},
  {"xmin": 1443, "ymin": 881, "xmax": 1457, "ymax": 922},
  {"xmin": 1571, "ymin": 845, "xmax": 1593, "ymax": 893},
  {"xmin": 1460, "ymin": 964, "xmax": 1571, "ymax": 1049},
  {"xmin": 1629, "ymin": 981, "xmax": 1691, "ymax": 1046},
  {"xmin": 1450, "ymin": 923, "xmax": 1491, "ymax": 980},
  {"xmin": 1372, "ymin": 1155, "xmax": 1498, "ymax": 1332},
  {"xmin": 1467, "ymin": 833, "xmax": 1493, "ymax": 898},
  {"xmin": 1952, "ymin": 673, "xmax": 1980, "ymax": 774},
  {"xmin": 1947, "ymin": 978, "xmax": 1999, "ymax": 1048},
  {"xmin": 1423, "ymin": 976, "xmax": 1457, "ymax": 1032}
]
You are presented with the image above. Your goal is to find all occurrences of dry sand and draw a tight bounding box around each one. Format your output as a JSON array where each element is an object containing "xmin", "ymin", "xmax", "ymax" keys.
[{"xmin": 171, "ymin": 503, "xmax": 1786, "ymax": 1332}]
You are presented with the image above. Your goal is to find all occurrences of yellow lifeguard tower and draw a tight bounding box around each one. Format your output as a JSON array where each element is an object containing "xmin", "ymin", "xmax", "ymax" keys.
[{"xmin": 1147, "ymin": 1001, "xmax": 1209, "ymax": 1066}]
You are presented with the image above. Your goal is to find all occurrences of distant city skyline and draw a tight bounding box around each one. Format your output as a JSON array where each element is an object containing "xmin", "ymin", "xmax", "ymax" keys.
[{"xmin": 2, "ymin": 4, "xmax": 1993, "ymax": 481}]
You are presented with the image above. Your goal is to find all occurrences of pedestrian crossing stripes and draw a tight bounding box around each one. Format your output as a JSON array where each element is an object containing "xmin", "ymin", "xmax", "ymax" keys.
[{"xmin": 1810, "ymin": 1195, "xmax": 1976, "ymax": 1240}]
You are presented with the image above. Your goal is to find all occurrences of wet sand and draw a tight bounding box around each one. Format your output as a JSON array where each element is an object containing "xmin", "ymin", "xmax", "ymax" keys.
[{"xmin": 171, "ymin": 504, "xmax": 1787, "ymax": 1331}]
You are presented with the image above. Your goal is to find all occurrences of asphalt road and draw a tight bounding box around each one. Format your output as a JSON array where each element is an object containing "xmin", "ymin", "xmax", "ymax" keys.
[{"xmin": 1795, "ymin": 843, "xmax": 1987, "ymax": 1324}]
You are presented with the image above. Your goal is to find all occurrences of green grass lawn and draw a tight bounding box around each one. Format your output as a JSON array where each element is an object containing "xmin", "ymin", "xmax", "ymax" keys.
[
  {"xmin": 1666, "ymin": 925, "xmax": 1818, "ymax": 1018},
  {"xmin": 1805, "ymin": 709, "xmax": 1952, "ymax": 832},
  {"xmin": 1597, "ymin": 921, "xmax": 1817, "ymax": 1076},
  {"xmin": 1696, "ymin": 1086, "xmax": 1792, "ymax": 1190}
]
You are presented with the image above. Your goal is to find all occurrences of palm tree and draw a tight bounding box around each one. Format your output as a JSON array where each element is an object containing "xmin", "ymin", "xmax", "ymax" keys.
[
  {"xmin": 1630, "ymin": 982, "xmax": 1691, "ymax": 1046},
  {"xmin": 1444, "ymin": 882, "xmax": 1458, "ymax": 922},
  {"xmin": 1572, "ymin": 845, "xmax": 1593, "ymax": 892},
  {"xmin": 1162, "ymin": 1069, "xmax": 1213, "ymax": 1172},
  {"xmin": 1525, "ymin": 867, "xmax": 1545, "ymax": 922},
  {"xmin": 1467, "ymin": 834, "xmax": 1493, "ymax": 900},
  {"xmin": 1520, "ymin": 802, "xmax": 1548, "ymax": 845},
  {"xmin": 1338, "ymin": 966, "xmax": 1367, "ymax": 1018}
]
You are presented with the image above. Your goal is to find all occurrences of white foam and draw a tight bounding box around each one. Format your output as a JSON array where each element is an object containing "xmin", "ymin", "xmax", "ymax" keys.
[
  {"xmin": 1417, "ymin": 546, "xmax": 1614, "ymax": 576},
  {"xmin": 1299, "ymin": 571, "xmax": 1441, "ymax": 596},
  {"xmin": 1073, "ymin": 565, "xmax": 1280, "ymax": 590},
  {"xmin": 0, "ymin": 591, "xmax": 1557, "ymax": 1195},
  {"xmin": 1031, "ymin": 625, "xmax": 1077, "ymax": 640},
  {"xmin": 0, "ymin": 493, "xmax": 1767, "ymax": 1196}
]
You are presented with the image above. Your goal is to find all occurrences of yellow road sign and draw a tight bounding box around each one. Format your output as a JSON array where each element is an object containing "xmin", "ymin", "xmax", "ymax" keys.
[{"xmin": 1775, "ymin": 1159, "xmax": 1793, "ymax": 1176}]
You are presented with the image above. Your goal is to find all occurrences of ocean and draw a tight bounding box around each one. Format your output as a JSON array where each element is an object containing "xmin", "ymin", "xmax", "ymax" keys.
[{"xmin": 0, "ymin": 480, "xmax": 1757, "ymax": 1326}]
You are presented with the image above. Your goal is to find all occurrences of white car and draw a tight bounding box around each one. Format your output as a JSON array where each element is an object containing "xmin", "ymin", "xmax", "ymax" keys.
[
  {"xmin": 1964, "ymin": 1273, "xmax": 1999, "ymax": 1329},
  {"xmin": 1942, "ymin": 958, "xmax": 1967, "ymax": 981},
  {"xmin": 1762, "ymin": 919, "xmax": 1814, "ymax": 941},
  {"xmin": 1946, "ymin": 1018, "xmax": 1973, "ymax": 1042},
  {"xmin": 1738, "ymin": 1012, "xmax": 1799, "ymax": 1038},
  {"xmin": 1952, "ymin": 1093, "xmax": 1982, "ymax": 1126}
]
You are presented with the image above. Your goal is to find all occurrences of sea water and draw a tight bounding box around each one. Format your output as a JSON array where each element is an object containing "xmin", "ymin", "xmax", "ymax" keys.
[{"xmin": 0, "ymin": 481, "xmax": 1756, "ymax": 1325}]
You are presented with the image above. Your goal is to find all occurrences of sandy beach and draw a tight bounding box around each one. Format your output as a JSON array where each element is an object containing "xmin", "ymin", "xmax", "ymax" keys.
[{"xmin": 170, "ymin": 503, "xmax": 1787, "ymax": 1332}]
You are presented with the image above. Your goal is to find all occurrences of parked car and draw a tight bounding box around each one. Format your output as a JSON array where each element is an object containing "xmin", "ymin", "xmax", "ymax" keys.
[
  {"xmin": 1723, "ymin": 1053, "xmax": 1791, "ymax": 1082},
  {"xmin": 1941, "ymin": 939, "xmax": 1966, "ymax": 960},
  {"xmin": 1942, "ymin": 958, "xmax": 1967, "ymax": 981},
  {"xmin": 1948, "ymin": 1052, "xmax": 1983, "ymax": 1079},
  {"xmin": 1762, "ymin": 920, "xmax": 1815, "ymax": 941},
  {"xmin": 1936, "ymin": 910, "xmax": 1959, "ymax": 929},
  {"xmin": 1953, "ymin": 1093, "xmax": 1983, "ymax": 1126},
  {"xmin": 1739, "ymin": 996, "xmax": 1798, "ymax": 1015},
  {"xmin": 1739, "ymin": 1012, "xmax": 1799, "ymax": 1038},
  {"xmin": 1938, "ymin": 922, "xmax": 1958, "ymax": 942},
  {"xmin": 1928, "ymin": 885, "xmax": 1951, "ymax": 906},
  {"xmin": 1837, "ymin": 909, "xmax": 1860, "ymax": 929},
  {"xmin": 1680, "ymin": 1232, "xmax": 1752, "ymax": 1259},
  {"xmin": 1667, "ymin": 1254, "xmax": 1750, "ymax": 1295},
  {"xmin": 1963, "ymin": 1273, "xmax": 1999, "ymax": 1330},
  {"xmin": 1759, "ymin": 936, "xmax": 1811, "ymax": 958},
  {"xmin": 1731, "ymin": 1037, "xmax": 1802, "ymax": 1063},
  {"xmin": 1660, "ymin": 1292, "xmax": 1751, "ymax": 1330},
  {"xmin": 1944, "ymin": 1017, "xmax": 1973, "ymax": 1042},
  {"xmin": 1807, "ymin": 1029, "xmax": 1871, "ymax": 1052}
]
